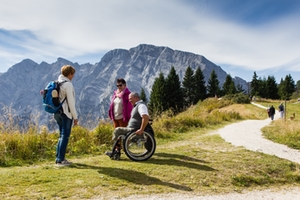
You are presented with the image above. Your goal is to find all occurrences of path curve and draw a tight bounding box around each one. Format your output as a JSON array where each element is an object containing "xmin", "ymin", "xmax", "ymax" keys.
[
  {"xmin": 216, "ymin": 102, "xmax": 300, "ymax": 164},
  {"xmin": 120, "ymin": 103, "xmax": 300, "ymax": 200}
]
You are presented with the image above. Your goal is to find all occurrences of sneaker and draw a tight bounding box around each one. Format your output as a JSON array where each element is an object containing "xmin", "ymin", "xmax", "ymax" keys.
[
  {"xmin": 105, "ymin": 151, "xmax": 112, "ymax": 157},
  {"xmin": 56, "ymin": 159, "xmax": 72, "ymax": 166}
]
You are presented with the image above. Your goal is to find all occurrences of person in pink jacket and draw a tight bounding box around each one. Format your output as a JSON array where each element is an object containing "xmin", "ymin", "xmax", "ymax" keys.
[{"xmin": 108, "ymin": 78, "xmax": 133, "ymax": 128}]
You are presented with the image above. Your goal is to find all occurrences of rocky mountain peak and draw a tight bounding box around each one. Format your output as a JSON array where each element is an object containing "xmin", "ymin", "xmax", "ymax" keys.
[{"xmin": 0, "ymin": 44, "xmax": 248, "ymax": 130}]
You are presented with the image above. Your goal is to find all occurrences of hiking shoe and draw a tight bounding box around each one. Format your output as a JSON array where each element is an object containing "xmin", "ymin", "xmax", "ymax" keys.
[
  {"xmin": 105, "ymin": 151, "xmax": 112, "ymax": 157},
  {"xmin": 56, "ymin": 159, "xmax": 72, "ymax": 166}
]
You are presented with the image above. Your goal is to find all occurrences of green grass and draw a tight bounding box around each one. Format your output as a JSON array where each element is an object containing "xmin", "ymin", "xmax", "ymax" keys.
[
  {"xmin": 1, "ymin": 132, "xmax": 300, "ymax": 199},
  {"xmin": 260, "ymin": 99, "xmax": 300, "ymax": 150},
  {"xmin": 1, "ymin": 98, "xmax": 300, "ymax": 199}
]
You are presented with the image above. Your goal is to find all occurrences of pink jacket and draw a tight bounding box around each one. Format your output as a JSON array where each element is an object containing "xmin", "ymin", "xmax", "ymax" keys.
[{"xmin": 108, "ymin": 87, "xmax": 133, "ymax": 122}]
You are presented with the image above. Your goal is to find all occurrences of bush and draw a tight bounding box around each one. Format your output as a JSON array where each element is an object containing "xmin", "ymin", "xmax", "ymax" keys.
[
  {"xmin": 0, "ymin": 128, "xmax": 57, "ymax": 166},
  {"xmin": 0, "ymin": 97, "xmax": 256, "ymax": 166},
  {"xmin": 0, "ymin": 121, "xmax": 115, "ymax": 166},
  {"xmin": 152, "ymin": 98, "xmax": 242, "ymax": 138},
  {"xmin": 223, "ymin": 93, "xmax": 251, "ymax": 104},
  {"xmin": 93, "ymin": 120, "xmax": 114, "ymax": 146}
]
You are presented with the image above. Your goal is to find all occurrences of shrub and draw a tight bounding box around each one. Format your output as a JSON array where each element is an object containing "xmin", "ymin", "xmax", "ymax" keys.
[
  {"xmin": 223, "ymin": 93, "xmax": 251, "ymax": 104},
  {"xmin": 0, "ymin": 97, "xmax": 260, "ymax": 166},
  {"xmin": 93, "ymin": 120, "xmax": 114, "ymax": 146},
  {"xmin": 152, "ymin": 98, "xmax": 242, "ymax": 138}
]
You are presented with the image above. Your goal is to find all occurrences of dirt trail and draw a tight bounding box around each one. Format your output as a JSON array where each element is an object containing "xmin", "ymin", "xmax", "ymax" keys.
[
  {"xmin": 215, "ymin": 102, "xmax": 300, "ymax": 164},
  {"xmin": 120, "ymin": 103, "xmax": 300, "ymax": 200}
]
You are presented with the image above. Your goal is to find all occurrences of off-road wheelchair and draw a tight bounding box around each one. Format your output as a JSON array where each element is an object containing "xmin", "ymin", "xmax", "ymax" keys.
[{"xmin": 108, "ymin": 130, "xmax": 156, "ymax": 161}]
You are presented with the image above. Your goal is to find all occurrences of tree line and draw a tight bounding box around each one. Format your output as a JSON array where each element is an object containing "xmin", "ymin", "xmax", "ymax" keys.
[
  {"xmin": 250, "ymin": 71, "xmax": 299, "ymax": 100},
  {"xmin": 139, "ymin": 67, "xmax": 299, "ymax": 117},
  {"xmin": 143, "ymin": 66, "xmax": 244, "ymax": 117}
]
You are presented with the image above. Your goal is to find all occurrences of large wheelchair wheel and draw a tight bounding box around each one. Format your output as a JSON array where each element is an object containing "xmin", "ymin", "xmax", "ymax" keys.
[{"xmin": 123, "ymin": 131, "xmax": 156, "ymax": 161}]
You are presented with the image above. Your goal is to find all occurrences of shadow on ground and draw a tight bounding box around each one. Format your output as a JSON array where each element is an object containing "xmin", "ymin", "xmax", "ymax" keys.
[
  {"xmin": 68, "ymin": 151, "xmax": 217, "ymax": 191},
  {"xmin": 70, "ymin": 163, "xmax": 192, "ymax": 191},
  {"xmin": 147, "ymin": 152, "xmax": 216, "ymax": 171}
]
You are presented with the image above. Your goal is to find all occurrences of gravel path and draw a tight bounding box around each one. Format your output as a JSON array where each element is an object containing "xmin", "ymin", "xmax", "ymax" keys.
[
  {"xmin": 120, "ymin": 103, "xmax": 300, "ymax": 200},
  {"xmin": 217, "ymin": 102, "xmax": 300, "ymax": 164}
]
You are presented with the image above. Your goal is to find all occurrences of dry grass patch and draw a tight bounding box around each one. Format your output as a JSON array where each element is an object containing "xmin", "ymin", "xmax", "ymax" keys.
[
  {"xmin": 2, "ymin": 99, "xmax": 300, "ymax": 199},
  {"xmin": 259, "ymin": 99, "xmax": 300, "ymax": 150},
  {"xmin": 1, "ymin": 131, "xmax": 300, "ymax": 200},
  {"xmin": 218, "ymin": 104, "xmax": 267, "ymax": 120}
]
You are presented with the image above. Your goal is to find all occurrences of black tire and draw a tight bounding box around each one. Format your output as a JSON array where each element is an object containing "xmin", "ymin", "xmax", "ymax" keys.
[{"xmin": 123, "ymin": 131, "xmax": 156, "ymax": 161}]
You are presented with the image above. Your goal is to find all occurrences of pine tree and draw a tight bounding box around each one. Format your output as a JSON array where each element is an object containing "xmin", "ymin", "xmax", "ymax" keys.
[
  {"xmin": 266, "ymin": 76, "xmax": 278, "ymax": 99},
  {"xmin": 140, "ymin": 88, "xmax": 148, "ymax": 103},
  {"xmin": 294, "ymin": 80, "xmax": 300, "ymax": 98},
  {"xmin": 296, "ymin": 80, "xmax": 300, "ymax": 92},
  {"xmin": 257, "ymin": 77, "xmax": 267, "ymax": 98},
  {"xmin": 207, "ymin": 69, "xmax": 220, "ymax": 97},
  {"xmin": 165, "ymin": 66, "xmax": 184, "ymax": 113},
  {"xmin": 250, "ymin": 71, "xmax": 259, "ymax": 97},
  {"xmin": 182, "ymin": 66, "xmax": 195, "ymax": 107},
  {"xmin": 278, "ymin": 74, "xmax": 296, "ymax": 100},
  {"xmin": 278, "ymin": 78, "xmax": 284, "ymax": 99},
  {"xmin": 236, "ymin": 84, "xmax": 245, "ymax": 93},
  {"xmin": 148, "ymin": 72, "xmax": 166, "ymax": 116},
  {"xmin": 222, "ymin": 74, "xmax": 236, "ymax": 95},
  {"xmin": 285, "ymin": 74, "xmax": 296, "ymax": 99},
  {"xmin": 194, "ymin": 66, "xmax": 206, "ymax": 103}
]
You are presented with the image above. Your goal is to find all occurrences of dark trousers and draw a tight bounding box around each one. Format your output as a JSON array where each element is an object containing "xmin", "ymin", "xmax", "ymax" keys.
[{"xmin": 54, "ymin": 112, "xmax": 73, "ymax": 162}]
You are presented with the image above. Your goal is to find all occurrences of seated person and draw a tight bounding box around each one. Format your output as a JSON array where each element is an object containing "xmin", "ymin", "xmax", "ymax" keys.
[{"xmin": 105, "ymin": 92, "xmax": 153, "ymax": 157}]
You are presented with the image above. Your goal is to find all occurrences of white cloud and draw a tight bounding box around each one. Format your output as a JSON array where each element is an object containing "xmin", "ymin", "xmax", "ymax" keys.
[{"xmin": 0, "ymin": 0, "xmax": 299, "ymax": 81}]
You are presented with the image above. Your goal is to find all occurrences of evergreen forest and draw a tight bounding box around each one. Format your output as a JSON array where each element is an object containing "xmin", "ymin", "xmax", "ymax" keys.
[{"xmin": 146, "ymin": 67, "xmax": 300, "ymax": 117}]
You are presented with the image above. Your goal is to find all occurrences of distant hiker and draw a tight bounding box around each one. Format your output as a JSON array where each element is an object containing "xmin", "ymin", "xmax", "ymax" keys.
[
  {"xmin": 278, "ymin": 103, "xmax": 284, "ymax": 119},
  {"xmin": 269, "ymin": 105, "xmax": 275, "ymax": 120},
  {"xmin": 108, "ymin": 78, "xmax": 133, "ymax": 128},
  {"xmin": 54, "ymin": 65, "xmax": 78, "ymax": 166}
]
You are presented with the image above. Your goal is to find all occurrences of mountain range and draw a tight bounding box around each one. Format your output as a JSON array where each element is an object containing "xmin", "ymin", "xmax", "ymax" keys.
[{"xmin": 0, "ymin": 44, "xmax": 248, "ymax": 131}]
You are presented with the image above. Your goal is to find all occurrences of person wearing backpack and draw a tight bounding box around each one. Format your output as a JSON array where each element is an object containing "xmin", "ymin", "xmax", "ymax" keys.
[
  {"xmin": 278, "ymin": 103, "xmax": 284, "ymax": 119},
  {"xmin": 54, "ymin": 65, "xmax": 78, "ymax": 166}
]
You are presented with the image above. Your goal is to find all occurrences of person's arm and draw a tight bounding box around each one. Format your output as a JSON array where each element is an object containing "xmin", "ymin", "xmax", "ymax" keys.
[
  {"xmin": 136, "ymin": 114, "xmax": 149, "ymax": 135},
  {"xmin": 135, "ymin": 103, "xmax": 149, "ymax": 135},
  {"xmin": 65, "ymin": 83, "xmax": 78, "ymax": 125}
]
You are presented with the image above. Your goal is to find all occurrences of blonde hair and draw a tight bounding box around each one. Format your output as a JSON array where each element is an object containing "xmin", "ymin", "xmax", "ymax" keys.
[{"xmin": 61, "ymin": 65, "xmax": 76, "ymax": 77}]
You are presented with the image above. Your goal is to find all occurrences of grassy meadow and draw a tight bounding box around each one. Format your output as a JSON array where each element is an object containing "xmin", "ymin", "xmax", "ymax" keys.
[
  {"xmin": 1, "ymin": 97, "xmax": 300, "ymax": 199},
  {"xmin": 259, "ymin": 99, "xmax": 300, "ymax": 150}
]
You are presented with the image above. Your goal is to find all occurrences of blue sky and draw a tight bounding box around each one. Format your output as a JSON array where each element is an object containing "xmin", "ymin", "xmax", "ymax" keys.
[{"xmin": 0, "ymin": 0, "xmax": 300, "ymax": 82}]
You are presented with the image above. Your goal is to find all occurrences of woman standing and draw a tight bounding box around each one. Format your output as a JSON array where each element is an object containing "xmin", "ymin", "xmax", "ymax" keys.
[{"xmin": 108, "ymin": 78, "xmax": 133, "ymax": 128}]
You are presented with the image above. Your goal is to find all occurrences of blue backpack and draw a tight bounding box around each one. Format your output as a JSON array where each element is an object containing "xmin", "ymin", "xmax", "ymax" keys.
[{"xmin": 42, "ymin": 80, "xmax": 67, "ymax": 113}]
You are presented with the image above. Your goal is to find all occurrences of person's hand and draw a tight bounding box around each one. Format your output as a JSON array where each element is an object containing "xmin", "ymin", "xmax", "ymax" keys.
[
  {"xmin": 73, "ymin": 119, "xmax": 78, "ymax": 126},
  {"xmin": 135, "ymin": 129, "xmax": 143, "ymax": 135}
]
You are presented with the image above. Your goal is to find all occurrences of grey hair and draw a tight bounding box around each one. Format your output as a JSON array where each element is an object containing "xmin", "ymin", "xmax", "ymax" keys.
[{"xmin": 130, "ymin": 92, "xmax": 140, "ymax": 98}]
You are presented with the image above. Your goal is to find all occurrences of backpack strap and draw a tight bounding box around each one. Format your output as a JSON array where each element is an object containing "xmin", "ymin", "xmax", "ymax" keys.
[
  {"xmin": 61, "ymin": 97, "xmax": 67, "ymax": 104},
  {"xmin": 58, "ymin": 80, "xmax": 67, "ymax": 99},
  {"xmin": 58, "ymin": 80, "xmax": 70, "ymax": 112},
  {"xmin": 58, "ymin": 80, "xmax": 67, "ymax": 86}
]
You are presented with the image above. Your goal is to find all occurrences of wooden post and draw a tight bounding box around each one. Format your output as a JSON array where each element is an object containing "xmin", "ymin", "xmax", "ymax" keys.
[{"xmin": 284, "ymin": 100, "xmax": 286, "ymax": 122}]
